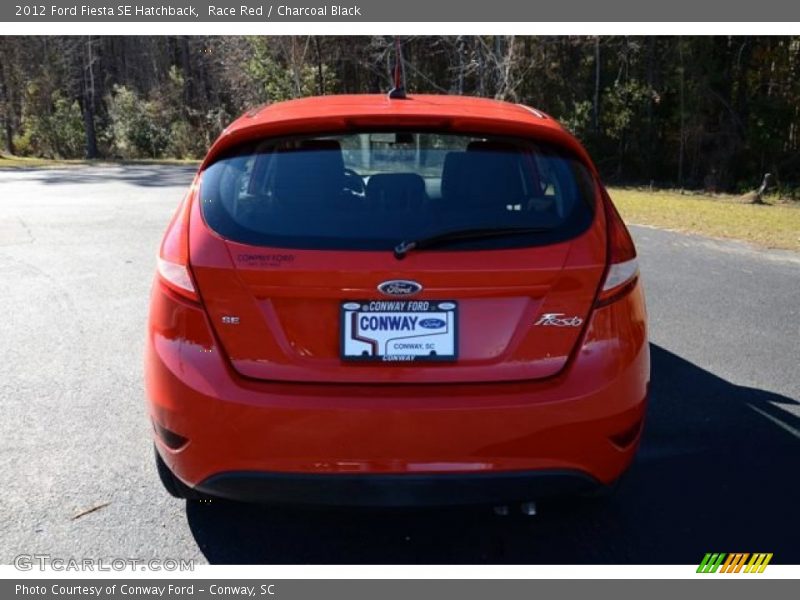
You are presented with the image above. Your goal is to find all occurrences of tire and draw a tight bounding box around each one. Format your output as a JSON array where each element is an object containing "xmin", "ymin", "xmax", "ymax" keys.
[{"xmin": 154, "ymin": 445, "xmax": 203, "ymax": 500}]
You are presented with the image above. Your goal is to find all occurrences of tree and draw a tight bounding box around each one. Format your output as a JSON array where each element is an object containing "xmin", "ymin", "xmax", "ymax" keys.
[{"xmin": 0, "ymin": 34, "xmax": 798, "ymax": 193}]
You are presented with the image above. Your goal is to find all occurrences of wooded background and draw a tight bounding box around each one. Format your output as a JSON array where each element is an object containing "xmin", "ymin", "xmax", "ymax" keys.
[{"xmin": 1, "ymin": 36, "xmax": 799, "ymax": 194}]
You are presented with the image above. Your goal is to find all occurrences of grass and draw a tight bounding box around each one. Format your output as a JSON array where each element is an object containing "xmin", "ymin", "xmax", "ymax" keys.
[
  {"xmin": 0, "ymin": 153, "xmax": 199, "ymax": 169},
  {"xmin": 0, "ymin": 154, "xmax": 87, "ymax": 168},
  {"xmin": 608, "ymin": 187, "xmax": 800, "ymax": 253}
]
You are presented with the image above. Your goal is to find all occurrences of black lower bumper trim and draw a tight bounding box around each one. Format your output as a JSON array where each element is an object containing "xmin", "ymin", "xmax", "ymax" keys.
[{"xmin": 194, "ymin": 469, "xmax": 602, "ymax": 507}]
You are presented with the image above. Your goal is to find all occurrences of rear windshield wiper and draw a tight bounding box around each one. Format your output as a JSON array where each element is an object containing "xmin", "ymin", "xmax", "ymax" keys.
[{"xmin": 394, "ymin": 226, "xmax": 555, "ymax": 259}]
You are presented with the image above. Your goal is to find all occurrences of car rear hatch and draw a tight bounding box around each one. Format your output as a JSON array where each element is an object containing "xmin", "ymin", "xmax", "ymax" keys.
[{"xmin": 188, "ymin": 129, "xmax": 607, "ymax": 384}]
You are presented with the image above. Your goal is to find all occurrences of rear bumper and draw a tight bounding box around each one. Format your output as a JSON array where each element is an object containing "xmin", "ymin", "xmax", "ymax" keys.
[
  {"xmin": 194, "ymin": 469, "xmax": 602, "ymax": 507},
  {"xmin": 145, "ymin": 279, "xmax": 649, "ymax": 504}
]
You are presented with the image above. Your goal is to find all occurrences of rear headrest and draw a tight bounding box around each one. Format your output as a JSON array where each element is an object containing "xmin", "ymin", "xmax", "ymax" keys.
[
  {"xmin": 273, "ymin": 139, "xmax": 345, "ymax": 209},
  {"xmin": 468, "ymin": 140, "xmax": 543, "ymax": 197},
  {"xmin": 441, "ymin": 152, "xmax": 470, "ymax": 204},
  {"xmin": 366, "ymin": 173, "xmax": 426, "ymax": 212},
  {"xmin": 441, "ymin": 150, "xmax": 526, "ymax": 208}
]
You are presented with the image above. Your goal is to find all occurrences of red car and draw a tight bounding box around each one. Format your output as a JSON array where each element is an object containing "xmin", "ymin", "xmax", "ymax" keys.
[{"xmin": 145, "ymin": 94, "xmax": 649, "ymax": 507}]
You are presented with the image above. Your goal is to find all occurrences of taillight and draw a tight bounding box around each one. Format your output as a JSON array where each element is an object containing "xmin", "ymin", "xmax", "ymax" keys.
[
  {"xmin": 156, "ymin": 180, "xmax": 199, "ymax": 302},
  {"xmin": 596, "ymin": 189, "xmax": 639, "ymax": 308}
]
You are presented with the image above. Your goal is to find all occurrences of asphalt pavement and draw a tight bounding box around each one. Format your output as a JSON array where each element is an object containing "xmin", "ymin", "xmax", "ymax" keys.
[{"xmin": 0, "ymin": 165, "xmax": 798, "ymax": 565}]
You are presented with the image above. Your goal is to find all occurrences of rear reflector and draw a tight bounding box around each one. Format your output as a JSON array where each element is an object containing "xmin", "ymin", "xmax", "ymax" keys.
[
  {"xmin": 609, "ymin": 417, "xmax": 644, "ymax": 449},
  {"xmin": 152, "ymin": 420, "xmax": 189, "ymax": 450}
]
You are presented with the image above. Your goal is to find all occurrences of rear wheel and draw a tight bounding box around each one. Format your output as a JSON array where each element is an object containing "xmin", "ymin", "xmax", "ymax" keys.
[{"xmin": 154, "ymin": 445, "xmax": 203, "ymax": 500}]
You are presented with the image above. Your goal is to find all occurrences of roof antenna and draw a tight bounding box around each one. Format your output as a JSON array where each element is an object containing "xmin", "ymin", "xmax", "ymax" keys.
[{"xmin": 388, "ymin": 37, "xmax": 407, "ymax": 99}]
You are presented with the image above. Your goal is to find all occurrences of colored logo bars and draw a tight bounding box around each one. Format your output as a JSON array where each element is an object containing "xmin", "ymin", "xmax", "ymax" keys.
[{"xmin": 697, "ymin": 553, "xmax": 773, "ymax": 573}]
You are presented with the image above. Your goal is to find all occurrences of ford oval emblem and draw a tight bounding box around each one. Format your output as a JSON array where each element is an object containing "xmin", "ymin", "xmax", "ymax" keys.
[
  {"xmin": 377, "ymin": 280, "xmax": 422, "ymax": 296},
  {"xmin": 419, "ymin": 318, "xmax": 446, "ymax": 329}
]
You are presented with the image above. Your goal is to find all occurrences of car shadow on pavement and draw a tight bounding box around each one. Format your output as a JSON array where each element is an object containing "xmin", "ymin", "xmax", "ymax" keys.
[
  {"xmin": 3, "ymin": 165, "xmax": 197, "ymax": 188},
  {"xmin": 186, "ymin": 343, "xmax": 799, "ymax": 564}
]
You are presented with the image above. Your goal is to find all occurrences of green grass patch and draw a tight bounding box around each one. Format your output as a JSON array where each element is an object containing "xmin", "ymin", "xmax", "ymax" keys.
[
  {"xmin": 0, "ymin": 153, "xmax": 199, "ymax": 169},
  {"xmin": 608, "ymin": 187, "xmax": 800, "ymax": 252},
  {"xmin": 0, "ymin": 154, "xmax": 88, "ymax": 169}
]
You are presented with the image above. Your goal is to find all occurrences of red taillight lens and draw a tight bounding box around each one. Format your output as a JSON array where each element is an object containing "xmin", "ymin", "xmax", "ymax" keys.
[
  {"xmin": 596, "ymin": 189, "xmax": 639, "ymax": 307},
  {"xmin": 156, "ymin": 257, "xmax": 196, "ymax": 298},
  {"xmin": 156, "ymin": 180, "xmax": 199, "ymax": 302}
]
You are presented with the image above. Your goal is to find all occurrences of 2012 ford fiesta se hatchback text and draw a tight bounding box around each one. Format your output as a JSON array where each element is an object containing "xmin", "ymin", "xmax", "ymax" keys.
[{"xmin": 145, "ymin": 94, "xmax": 649, "ymax": 507}]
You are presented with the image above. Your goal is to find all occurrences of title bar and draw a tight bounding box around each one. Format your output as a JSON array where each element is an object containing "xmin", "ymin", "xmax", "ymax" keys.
[{"xmin": 4, "ymin": 0, "xmax": 800, "ymax": 22}]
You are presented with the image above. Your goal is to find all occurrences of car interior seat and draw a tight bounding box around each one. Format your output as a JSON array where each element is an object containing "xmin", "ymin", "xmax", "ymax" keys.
[
  {"xmin": 366, "ymin": 173, "xmax": 427, "ymax": 214},
  {"xmin": 273, "ymin": 139, "xmax": 346, "ymax": 213}
]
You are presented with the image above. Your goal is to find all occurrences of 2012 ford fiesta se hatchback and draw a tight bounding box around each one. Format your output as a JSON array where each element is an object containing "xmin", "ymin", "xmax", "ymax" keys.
[{"xmin": 145, "ymin": 94, "xmax": 649, "ymax": 506}]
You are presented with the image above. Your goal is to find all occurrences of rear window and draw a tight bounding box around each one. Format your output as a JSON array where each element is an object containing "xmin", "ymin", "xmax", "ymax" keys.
[{"xmin": 200, "ymin": 131, "xmax": 596, "ymax": 251}]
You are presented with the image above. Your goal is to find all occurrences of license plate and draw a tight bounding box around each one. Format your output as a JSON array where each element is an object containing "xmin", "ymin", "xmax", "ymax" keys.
[{"xmin": 341, "ymin": 300, "xmax": 458, "ymax": 362}]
